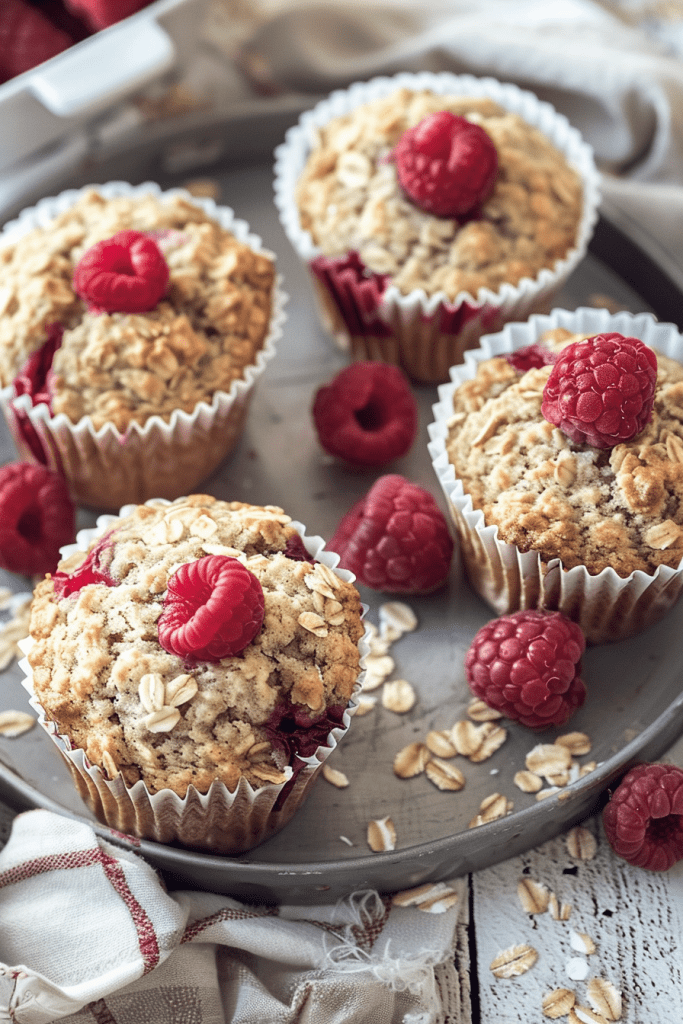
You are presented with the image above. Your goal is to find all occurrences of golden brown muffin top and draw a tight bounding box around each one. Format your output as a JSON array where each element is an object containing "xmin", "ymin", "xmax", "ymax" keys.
[
  {"xmin": 296, "ymin": 89, "xmax": 583, "ymax": 299},
  {"xmin": 445, "ymin": 330, "xmax": 683, "ymax": 577},
  {"xmin": 0, "ymin": 190, "xmax": 275, "ymax": 431},
  {"xmin": 28, "ymin": 496, "xmax": 364, "ymax": 796}
]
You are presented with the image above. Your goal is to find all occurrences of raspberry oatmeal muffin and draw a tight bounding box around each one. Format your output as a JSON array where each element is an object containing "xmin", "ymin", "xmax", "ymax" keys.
[
  {"xmin": 0, "ymin": 182, "xmax": 285, "ymax": 510},
  {"xmin": 275, "ymin": 72, "xmax": 599, "ymax": 384},
  {"xmin": 20, "ymin": 495, "xmax": 365, "ymax": 854},
  {"xmin": 428, "ymin": 308, "xmax": 683, "ymax": 644}
]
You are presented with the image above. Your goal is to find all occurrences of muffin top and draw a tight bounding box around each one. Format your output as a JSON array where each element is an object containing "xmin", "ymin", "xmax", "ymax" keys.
[
  {"xmin": 295, "ymin": 89, "xmax": 583, "ymax": 299},
  {"xmin": 445, "ymin": 330, "xmax": 683, "ymax": 577},
  {"xmin": 27, "ymin": 495, "xmax": 364, "ymax": 796},
  {"xmin": 0, "ymin": 190, "xmax": 275, "ymax": 431}
]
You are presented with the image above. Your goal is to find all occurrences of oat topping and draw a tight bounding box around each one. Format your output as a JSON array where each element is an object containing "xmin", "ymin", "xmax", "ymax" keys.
[
  {"xmin": 0, "ymin": 191, "xmax": 275, "ymax": 432},
  {"xmin": 445, "ymin": 332, "xmax": 683, "ymax": 575},
  {"xmin": 296, "ymin": 89, "xmax": 582, "ymax": 300},
  {"xmin": 27, "ymin": 496, "xmax": 363, "ymax": 795}
]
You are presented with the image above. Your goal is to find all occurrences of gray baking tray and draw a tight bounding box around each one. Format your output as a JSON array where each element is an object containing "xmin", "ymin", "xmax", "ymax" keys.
[{"xmin": 0, "ymin": 140, "xmax": 682, "ymax": 905}]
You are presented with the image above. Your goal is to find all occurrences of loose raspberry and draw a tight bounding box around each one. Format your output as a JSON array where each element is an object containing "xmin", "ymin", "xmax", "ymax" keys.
[
  {"xmin": 0, "ymin": 462, "xmax": 75, "ymax": 577},
  {"xmin": 506, "ymin": 344, "xmax": 557, "ymax": 373},
  {"xmin": 393, "ymin": 110, "xmax": 498, "ymax": 219},
  {"xmin": 541, "ymin": 333, "xmax": 658, "ymax": 448},
  {"xmin": 464, "ymin": 610, "xmax": 586, "ymax": 729},
  {"xmin": 158, "ymin": 555, "xmax": 265, "ymax": 662},
  {"xmin": 603, "ymin": 763, "xmax": 683, "ymax": 871},
  {"xmin": 329, "ymin": 474, "xmax": 453, "ymax": 593},
  {"xmin": 72, "ymin": 230, "xmax": 169, "ymax": 314},
  {"xmin": 312, "ymin": 362, "xmax": 418, "ymax": 467},
  {"xmin": 65, "ymin": 0, "xmax": 150, "ymax": 32},
  {"xmin": 0, "ymin": 0, "xmax": 73, "ymax": 85}
]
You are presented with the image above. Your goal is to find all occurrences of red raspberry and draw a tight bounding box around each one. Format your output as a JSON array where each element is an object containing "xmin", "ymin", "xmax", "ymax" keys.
[
  {"xmin": 52, "ymin": 532, "xmax": 118, "ymax": 598},
  {"xmin": 0, "ymin": 0, "xmax": 73, "ymax": 84},
  {"xmin": 65, "ymin": 0, "xmax": 150, "ymax": 32},
  {"xmin": 72, "ymin": 230, "xmax": 169, "ymax": 314},
  {"xmin": 312, "ymin": 362, "xmax": 418, "ymax": 467},
  {"xmin": 541, "ymin": 333, "xmax": 658, "ymax": 448},
  {"xmin": 393, "ymin": 111, "xmax": 498, "ymax": 219},
  {"xmin": 283, "ymin": 533, "xmax": 315, "ymax": 564},
  {"xmin": 506, "ymin": 344, "xmax": 557, "ymax": 373},
  {"xmin": 0, "ymin": 462, "xmax": 75, "ymax": 577},
  {"xmin": 329, "ymin": 474, "xmax": 453, "ymax": 593},
  {"xmin": 603, "ymin": 763, "xmax": 683, "ymax": 871},
  {"xmin": 158, "ymin": 555, "xmax": 265, "ymax": 662},
  {"xmin": 464, "ymin": 610, "xmax": 586, "ymax": 729}
]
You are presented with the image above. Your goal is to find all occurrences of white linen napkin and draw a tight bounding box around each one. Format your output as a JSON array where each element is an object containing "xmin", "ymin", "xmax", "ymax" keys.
[{"xmin": 0, "ymin": 808, "xmax": 468, "ymax": 1024}]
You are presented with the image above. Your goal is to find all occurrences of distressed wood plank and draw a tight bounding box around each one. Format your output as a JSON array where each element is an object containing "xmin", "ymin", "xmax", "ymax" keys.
[{"xmin": 471, "ymin": 814, "xmax": 683, "ymax": 1022}]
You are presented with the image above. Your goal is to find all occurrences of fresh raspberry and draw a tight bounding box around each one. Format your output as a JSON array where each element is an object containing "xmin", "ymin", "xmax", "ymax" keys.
[
  {"xmin": 158, "ymin": 555, "xmax": 265, "ymax": 662},
  {"xmin": 72, "ymin": 230, "xmax": 169, "ymax": 314},
  {"xmin": 329, "ymin": 474, "xmax": 453, "ymax": 593},
  {"xmin": 312, "ymin": 362, "xmax": 418, "ymax": 467},
  {"xmin": 541, "ymin": 333, "xmax": 658, "ymax": 448},
  {"xmin": 603, "ymin": 763, "xmax": 683, "ymax": 871},
  {"xmin": 52, "ymin": 532, "xmax": 118, "ymax": 598},
  {"xmin": 464, "ymin": 610, "xmax": 586, "ymax": 729},
  {"xmin": 0, "ymin": 462, "xmax": 75, "ymax": 577},
  {"xmin": 0, "ymin": 0, "xmax": 73, "ymax": 84},
  {"xmin": 506, "ymin": 344, "xmax": 557, "ymax": 373},
  {"xmin": 283, "ymin": 533, "xmax": 315, "ymax": 564},
  {"xmin": 64, "ymin": 0, "xmax": 150, "ymax": 32},
  {"xmin": 393, "ymin": 110, "xmax": 498, "ymax": 219}
]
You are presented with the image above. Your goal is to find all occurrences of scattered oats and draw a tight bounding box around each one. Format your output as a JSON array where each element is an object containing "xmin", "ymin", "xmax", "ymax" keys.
[
  {"xmin": 451, "ymin": 720, "xmax": 507, "ymax": 761},
  {"xmin": 378, "ymin": 622, "xmax": 402, "ymax": 646},
  {"xmin": 322, "ymin": 764, "xmax": 349, "ymax": 788},
  {"xmin": 393, "ymin": 881, "xmax": 459, "ymax": 912},
  {"xmin": 490, "ymin": 944, "xmax": 538, "ymax": 978},
  {"xmin": 361, "ymin": 668, "xmax": 388, "ymax": 692},
  {"xmin": 367, "ymin": 816, "xmax": 396, "ymax": 852},
  {"xmin": 571, "ymin": 1005, "xmax": 609, "ymax": 1024},
  {"xmin": 298, "ymin": 611, "xmax": 328, "ymax": 637},
  {"xmin": 514, "ymin": 770, "xmax": 543, "ymax": 793},
  {"xmin": 467, "ymin": 698, "xmax": 503, "ymax": 722},
  {"xmin": 586, "ymin": 978, "xmax": 621, "ymax": 1020},
  {"xmin": 556, "ymin": 732, "xmax": 592, "ymax": 756},
  {"xmin": 165, "ymin": 674, "xmax": 198, "ymax": 707},
  {"xmin": 0, "ymin": 588, "xmax": 11, "ymax": 610},
  {"xmin": 536, "ymin": 787, "xmax": 561, "ymax": 801},
  {"xmin": 546, "ymin": 769, "xmax": 571, "ymax": 787},
  {"xmin": 101, "ymin": 751, "xmax": 119, "ymax": 779},
  {"xmin": 425, "ymin": 758, "xmax": 465, "ymax": 791},
  {"xmin": 489, "ymin": 768, "xmax": 499, "ymax": 775},
  {"xmin": 0, "ymin": 710, "xmax": 35, "ymax": 737},
  {"xmin": 570, "ymin": 931, "xmax": 596, "ymax": 955},
  {"xmin": 354, "ymin": 694, "xmax": 377, "ymax": 716},
  {"xmin": 566, "ymin": 825, "xmax": 597, "ymax": 861},
  {"xmin": 526, "ymin": 743, "xmax": 572, "ymax": 779},
  {"xmin": 364, "ymin": 653, "xmax": 395, "ymax": 679},
  {"xmin": 0, "ymin": 641, "xmax": 15, "ymax": 672},
  {"xmin": 144, "ymin": 707, "xmax": 181, "ymax": 733},
  {"xmin": 138, "ymin": 673, "xmax": 165, "ymax": 713},
  {"xmin": 339, "ymin": 835, "xmax": 354, "ymax": 846},
  {"xmin": 382, "ymin": 679, "xmax": 416, "ymax": 713},
  {"xmin": 393, "ymin": 741, "xmax": 429, "ymax": 778},
  {"xmin": 566, "ymin": 958, "xmax": 590, "ymax": 982},
  {"xmin": 543, "ymin": 988, "xmax": 577, "ymax": 1019},
  {"xmin": 379, "ymin": 601, "xmax": 417, "ymax": 634},
  {"xmin": 469, "ymin": 792, "xmax": 511, "ymax": 827},
  {"xmin": 549, "ymin": 893, "xmax": 572, "ymax": 921},
  {"xmin": 579, "ymin": 761, "xmax": 598, "ymax": 777},
  {"xmin": 517, "ymin": 878, "xmax": 549, "ymax": 914},
  {"xmin": 426, "ymin": 729, "xmax": 458, "ymax": 759}
]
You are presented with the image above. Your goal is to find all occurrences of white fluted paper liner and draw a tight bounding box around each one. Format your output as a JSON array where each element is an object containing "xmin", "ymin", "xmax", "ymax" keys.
[
  {"xmin": 18, "ymin": 506, "xmax": 368, "ymax": 854},
  {"xmin": 274, "ymin": 71, "xmax": 600, "ymax": 384},
  {"xmin": 0, "ymin": 181, "xmax": 287, "ymax": 512},
  {"xmin": 427, "ymin": 307, "xmax": 683, "ymax": 645}
]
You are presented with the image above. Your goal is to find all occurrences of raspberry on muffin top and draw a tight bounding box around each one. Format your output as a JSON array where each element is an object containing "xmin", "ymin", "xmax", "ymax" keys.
[
  {"xmin": 27, "ymin": 495, "xmax": 364, "ymax": 796},
  {"xmin": 295, "ymin": 89, "xmax": 583, "ymax": 300},
  {"xmin": 445, "ymin": 329, "xmax": 683, "ymax": 577},
  {"xmin": 0, "ymin": 190, "xmax": 275, "ymax": 432}
]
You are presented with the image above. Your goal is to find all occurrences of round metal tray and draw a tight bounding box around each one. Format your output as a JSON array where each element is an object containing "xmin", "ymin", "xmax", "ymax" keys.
[{"xmin": 1, "ymin": 154, "xmax": 682, "ymax": 904}]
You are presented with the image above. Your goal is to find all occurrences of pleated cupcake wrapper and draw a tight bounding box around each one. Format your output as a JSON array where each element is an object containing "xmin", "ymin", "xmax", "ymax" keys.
[
  {"xmin": 427, "ymin": 307, "xmax": 683, "ymax": 645},
  {"xmin": 0, "ymin": 181, "xmax": 287, "ymax": 512},
  {"xmin": 274, "ymin": 71, "xmax": 600, "ymax": 385},
  {"xmin": 18, "ymin": 509, "xmax": 369, "ymax": 855}
]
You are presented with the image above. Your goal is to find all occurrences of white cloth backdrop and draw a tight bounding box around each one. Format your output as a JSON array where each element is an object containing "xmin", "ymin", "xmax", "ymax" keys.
[{"xmin": 2, "ymin": 1, "xmax": 683, "ymax": 1021}]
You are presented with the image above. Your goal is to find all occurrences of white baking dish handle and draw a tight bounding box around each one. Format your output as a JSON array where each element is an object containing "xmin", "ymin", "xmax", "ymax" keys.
[{"xmin": 28, "ymin": 19, "xmax": 176, "ymax": 119}]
